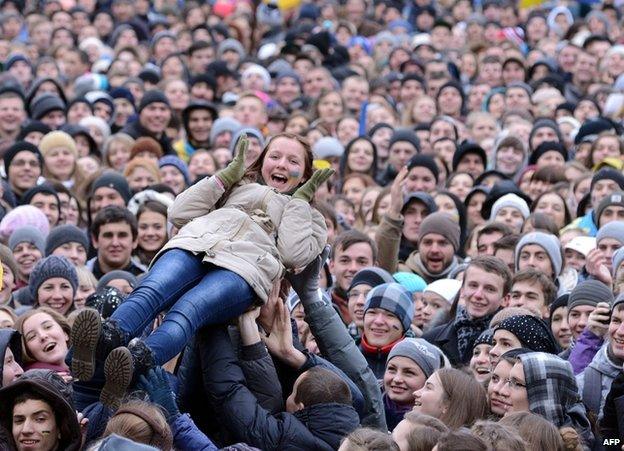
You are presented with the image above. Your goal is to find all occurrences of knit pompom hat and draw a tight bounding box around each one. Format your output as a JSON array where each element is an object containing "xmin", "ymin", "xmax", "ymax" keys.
[
  {"xmin": 0, "ymin": 206, "xmax": 49, "ymax": 242},
  {"xmin": 39, "ymin": 131, "xmax": 78, "ymax": 158},
  {"xmin": 29, "ymin": 255, "xmax": 78, "ymax": 299}
]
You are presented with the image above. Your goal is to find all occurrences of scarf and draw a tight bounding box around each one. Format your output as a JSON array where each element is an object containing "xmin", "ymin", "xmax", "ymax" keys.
[
  {"xmin": 383, "ymin": 393, "xmax": 413, "ymax": 431},
  {"xmin": 404, "ymin": 253, "xmax": 460, "ymax": 283},
  {"xmin": 454, "ymin": 306, "xmax": 496, "ymax": 362}
]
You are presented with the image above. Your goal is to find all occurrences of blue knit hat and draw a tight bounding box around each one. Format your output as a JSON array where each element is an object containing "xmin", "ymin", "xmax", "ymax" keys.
[
  {"xmin": 29, "ymin": 255, "xmax": 78, "ymax": 299},
  {"xmin": 364, "ymin": 282, "xmax": 414, "ymax": 332},
  {"xmin": 393, "ymin": 272, "xmax": 427, "ymax": 294},
  {"xmin": 158, "ymin": 155, "xmax": 190, "ymax": 186}
]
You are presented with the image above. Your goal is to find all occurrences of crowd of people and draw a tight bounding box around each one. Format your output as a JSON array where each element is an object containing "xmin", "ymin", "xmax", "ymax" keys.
[{"xmin": 1, "ymin": 0, "xmax": 624, "ymax": 449}]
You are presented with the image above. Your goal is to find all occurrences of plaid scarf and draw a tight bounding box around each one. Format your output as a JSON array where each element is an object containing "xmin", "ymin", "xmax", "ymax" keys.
[{"xmin": 454, "ymin": 306, "xmax": 496, "ymax": 362}]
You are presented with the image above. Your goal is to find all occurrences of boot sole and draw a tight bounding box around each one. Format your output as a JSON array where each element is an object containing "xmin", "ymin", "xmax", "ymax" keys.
[
  {"xmin": 71, "ymin": 308, "xmax": 101, "ymax": 381},
  {"xmin": 101, "ymin": 347, "xmax": 133, "ymax": 411}
]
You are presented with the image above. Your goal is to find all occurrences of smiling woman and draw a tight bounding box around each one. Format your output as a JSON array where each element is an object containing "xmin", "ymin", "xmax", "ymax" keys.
[{"xmin": 14, "ymin": 307, "xmax": 71, "ymax": 373}]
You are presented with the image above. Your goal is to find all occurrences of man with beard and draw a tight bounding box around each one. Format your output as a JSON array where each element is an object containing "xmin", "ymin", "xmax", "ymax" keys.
[
  {"xmin": 400, "ymin": 212, "xmax": 461, "ymax": 283},
  {"xmin": 175, "ymin": 101, "xmax": 218, "ymax": 162}
]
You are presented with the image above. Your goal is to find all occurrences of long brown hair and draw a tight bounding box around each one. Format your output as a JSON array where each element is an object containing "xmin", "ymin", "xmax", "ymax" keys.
[
  {"xmin": 244, "ymin": 132, "xmax": 314, "ymax": 186},
  {"xmin": 499, "ymin": 411, "xmax": 570, "ymax": 451},
  {"xmin": 14, "ymin": 307, "xmax": 71, "ymax": 364},
  {"xmin": 436, "ymin": 368, "xmax": 489, "ymax": 429}
]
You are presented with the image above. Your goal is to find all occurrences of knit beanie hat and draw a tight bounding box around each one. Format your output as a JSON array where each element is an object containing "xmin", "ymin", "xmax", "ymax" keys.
[
  {"xmin": 452, "ymin": 141, "xmax": 487, "ymax": 171},
  {"xmin": 349, "ymin": 267, "xmax": 394, "ymax": 292},
  {"xmin": 407, "ymin": 155, "xmax": 439, "ymax": 182},
  {"xmin": 612, "ymin": 292, "xmax": 624, "ymax": 311},
  {"xmin": 595, "ymin": 192, "xmax": 624, "ymax": 225},
  {"xmin": 210, "ymin": 117, "xmax": 241, "ymax": 146},
  {"xmin": 393, "ymin": 272, "xmax": 427, "ymax": 294},
  {"xmin": 229, "ymin": 128, "xmax": 265, "ymax": 156},
  {"xmin": 529, "ymin": 118, "xmax": 562, "ymax": 147},
  {"xmin": 312, "ymin": 137, "xmax": 345, "ymax": 160},
  {"xmin": 424, "ymin": 278, "xmax": 462, "ymax": 304},
  {"xmin": 490, "ymin": 193, "xmax": 530, "ymax": 220},
  {"xmin": 590, "ymin": 168, "xmax": 624, "ymax": 192},
  {"xmin": 596, "ymin": 221, "xmax": 624, "ymax": 246},
  {"xmin": 138, "ymin": 90, "xmax": 170, "ymax": 114},
  {"xmin": 364, "ymin": 282, "xmax": 414, "ymax": 332},
  {"xmin": 129, "ymin": 137, "xmax": 164, "ymax": 160},
  {"xmin": 549, "ymin": 294, "xmax": 569, "ymax": 319},
  {"xmin": 0, "ymin": 207, "xmax": 49, "ymax": 242},
  {"xmin": 29, "ymin": 255, "xmax": 78, "ymax": 299},
  {"xmin": 242, "ymin": 64, "xmax": 271, "ymax": 91},
  {"xmin": 17, "ymin": 121, "xmax": 51, "ymax": 141},
  {"xmin": 474, "ymin": 328, "xmax": 494, "ymax": 346},
  {"xmin": 418, "ymin": 212, "xmax": 460, "ymax": 251},
  {"xmin": 528, "ymin": 141, "xmax": 568, "ymax": 165},
  {"xmin": 368, "ymin": 122, "xmax": 393, "ymax": 138},
  {"xmin": 495, "ymin": 315, "xmax": 559, "ymax": 354},
  {"xmin": 217, "ymin": 38, "xmax": 246, "ymax": 59},
  {"xmin": 21, "ymin": 185, "xmax": 60, "ymax": 209},
  {"xmin": 567, "ymin": 280, "xmax": 613, "ymax": 311},
  {"xmin": 90, "ymin": 172, "xmax": 132, "ymax": 204},
  {"xmin": 386, "ymin": 338, "xmax": 444, "ymax": 379},
  {"xmin": 96, "ymin": 270, "xmax": 138, "ymax": 291},
  {"xmin": 8, "ymin": 225, "xmax": 45, "ymax": 253},
  {"xmin": 30, "ymin": 93, "xmax": 66, "ymax": 120},
  {"xmin": 613, "ymin": 247, "xmax": 624, "ymax": 276},
  {"xmin": 3, "ymin": 141, "xmax": 43, "ymax": 173},
  {"xmin": 44, "ymin": 225, "xmax": 89, "ymax": 256},
  {"xmin": 389, "ymin": 129, "xmax": 420, "ymax": 151},
  {"xmin": 38, "ymin": 131, "xmax": 78, "ymax": 158},
  {"xmin": 158, "ymin": 156, "xmax": 190, "ymax": 186},
  {"xmin": 515, "ymin": 232, "xmax": 562, "ymax": 276}
]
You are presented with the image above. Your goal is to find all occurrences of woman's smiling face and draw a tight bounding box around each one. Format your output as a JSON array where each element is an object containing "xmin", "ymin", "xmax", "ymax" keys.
[
  {"xmin": 22, "ymin": 312, "xmax": 69, "ymax": 366},
  {"xmin": 261, "ymin": 137, "xmax": 307, "ymax": 193}
]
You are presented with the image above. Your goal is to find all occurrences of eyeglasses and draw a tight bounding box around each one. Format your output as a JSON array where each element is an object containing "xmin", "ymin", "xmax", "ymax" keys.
[{"xmin": 11, "ymin": 159, "xmax": 40, "ymax": 168}]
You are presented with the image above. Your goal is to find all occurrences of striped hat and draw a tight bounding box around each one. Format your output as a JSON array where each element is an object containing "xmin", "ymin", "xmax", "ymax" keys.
[{"xmin": 364, "ymin": 282, "xmax": 414, "ymax": 332}]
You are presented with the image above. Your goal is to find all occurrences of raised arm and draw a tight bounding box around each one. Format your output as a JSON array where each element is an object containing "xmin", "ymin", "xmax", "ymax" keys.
[{"xmin": 375, "ymin": 167, "xmax": 407, "ymax": 273}]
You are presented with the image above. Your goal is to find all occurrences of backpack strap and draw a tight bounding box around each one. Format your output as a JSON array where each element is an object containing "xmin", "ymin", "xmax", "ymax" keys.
[{"xmin": 583, "ymin": 366, "xmax": 604, "ymax": 415}]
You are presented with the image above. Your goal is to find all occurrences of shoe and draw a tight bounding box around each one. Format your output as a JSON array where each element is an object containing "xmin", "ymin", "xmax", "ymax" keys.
[
  {"xmin": 70, "ymin": 308, "xmax": 101, "ymax": 381},
  {"xmin": 127, "ymin": 338, "xmax": 155, "ymax": 384},
  {"xmin": 101, "ymin": 347, "xmax": 133, "ymax": 410}
]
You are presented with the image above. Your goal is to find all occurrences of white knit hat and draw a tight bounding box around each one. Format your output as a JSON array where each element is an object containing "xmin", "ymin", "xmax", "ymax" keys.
[
  {"xmin": 424, "ymin": 279, "xmax": 462, "ymax": 304},
  {"xmin": 490, "ymin": 193, "xmax": 530, "ymax": 220}
]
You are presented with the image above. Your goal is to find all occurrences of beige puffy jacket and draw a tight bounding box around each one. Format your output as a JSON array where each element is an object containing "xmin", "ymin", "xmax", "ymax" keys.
[{"xmin": 158, "ymin": 175, "xmax": 327, "ymax": 302}]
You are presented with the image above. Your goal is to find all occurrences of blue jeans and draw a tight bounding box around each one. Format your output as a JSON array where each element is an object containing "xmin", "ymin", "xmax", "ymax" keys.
[{"xmin": 111, "ymin": 249, "xmax": 255, "ymax": 365}]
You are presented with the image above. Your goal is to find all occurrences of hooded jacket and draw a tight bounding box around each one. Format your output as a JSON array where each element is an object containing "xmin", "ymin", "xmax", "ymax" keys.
[
  {"xmin": 198, "ymin": 327, "xmax": 360, "ymax": 450},
  {"xmin": 161, "ymin": 174, "xmax": 326, "ymax": 302},
  {"xmin": 0, "ymin": 329, "xmax": 21, "ymax": 387},
  {"xmin": 577, "ymin": 343, "xmax": 622, "ymax": 420}
]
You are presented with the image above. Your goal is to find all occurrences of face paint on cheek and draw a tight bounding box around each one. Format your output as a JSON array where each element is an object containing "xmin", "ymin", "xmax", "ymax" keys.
[{"xmin": 289, "ymin": 170, "xmax": 300, "ymax": 180}]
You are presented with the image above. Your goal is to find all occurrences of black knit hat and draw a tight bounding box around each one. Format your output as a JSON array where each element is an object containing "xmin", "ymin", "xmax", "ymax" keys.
[
  {"xmin": 528, "ymin": 141, "xmax": 569, "ymax": 165},
  {"xmin": 591, "ymin": 168, "xmax": 624, "ymax": 191},
  {"xmin": 21, "ymin": 184, "xmax": 60, "ymax": 208},
  {"xmin": 30, "ymin": 93, "xmax": 66, "ymax": 119},
  {"xmin": 549, "ymin": 294, "xmax": 569, "ymax": 319},
  {"xmin": 138, "ymin": 90, "xmax": 170, "ymax": 113},
  {"xmin": 575, "ymin": 117, "xmax": 617, "ymax": 145},
  {"xmin": 16, "ymin": 121, "xmax": 51, "ymax": 140},
  {"xmin": 407, "ymin": 154, "xmax": 439, "ymax": 182},
  {"xmin": 495, "ymin": 315, "xmax": 559, "ymax": 354},
  {"xmin": 348, "ymin": 266, "xmax": 394, "ymax": 292},
  {"xmin": 90, "ymin": 172, "xmax": 132, "ymax": 204},
  {"xmin": 45, "ymin": 224, "xmax": 89, "ymax": 256},
  {"xmin": 452, "ymin": 141, "xmax": 487, "ymax": 171},
  {"xmin": 389, "ymin": 128, "xmax": 420, "ymax": 151},
  {"xmin": 3, "ymin": 141, "xmax": 43, "ymax": 173},
  {"xmin": 29, "ymin": 255, "xmax": 79, "ymax": 299}
]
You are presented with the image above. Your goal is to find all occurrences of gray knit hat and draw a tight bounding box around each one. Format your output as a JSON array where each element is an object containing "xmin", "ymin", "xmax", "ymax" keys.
[
  {"xmin": 44, "ymin": 225, "xmax": 89, "ymax": 256},
  {"xmin": 8, "ymin": 226, "xmax": 45, "ymax": 253},
  {"xmin": 596, "ymin": 221, "xmax": 624, "ymax": 246},
  {"xmin": 312, "ymin": 137, "xmax": 345, "ymax": 159},
  {"xmin": 613, "ymin": 292, "xmax": 624, "ymax": 310},
  {"xmin": 567, "ymin": 279, "xmax": 613, "ymax": 311},
  {"xmin": 418, "ymin": 212, "xmax": 460, "ymax": 251},
  {"xmin": 96, "ymin": 270, "xmax": 138, "ymax": 291},
  {"xmin": 29, "ymin": 255, "xmax": 78, "ymax": 299},
  {"xmin": 210, "ymin": 117, "xmax": 241, "ymax": 146},
  {"xmin": 595, "ymin": 192, "xmax": 624, "ymax": 226},
  {"xmin": 217, "ymin": 38, "xmax": 246, "ymax": 59},
  {"xmin": 364, "ymin": 282, "xmax": 414, "ymax": 332},
  {"xmin": 515, "ymin": 232, "xmax": 562, "ymax": 276},
  {"xmin": 386, "ymin": 338, "xmax": 444, "ymax": 379}
]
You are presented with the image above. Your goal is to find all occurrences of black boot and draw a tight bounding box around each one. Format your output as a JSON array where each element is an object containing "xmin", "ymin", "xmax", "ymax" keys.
[
  {"xmin": 127, "ymin": 338, "xmax": 155, "ymax": 384},
  {"xmin": 71, "ymin": 308, "xmax": 127, "ymax": 382}
]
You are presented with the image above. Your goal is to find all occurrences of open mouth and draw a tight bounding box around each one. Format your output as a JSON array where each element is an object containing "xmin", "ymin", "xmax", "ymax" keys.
[
  {"xmin": 271, "ymin": 174, "xmax": 288, "ymax": 184},
  {"xmin": 43, "ymin": 342, "xmax": 57, "ymax": 353},
  {"xmin": 475, "ymin": 367, "xmax": 490, "ymax": 375}
]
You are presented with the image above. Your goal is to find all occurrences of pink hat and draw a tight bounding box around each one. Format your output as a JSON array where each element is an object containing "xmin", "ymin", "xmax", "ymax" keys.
[{"xmin": 0, "ymin": 205, "xmax": 50, "ymax": 243}]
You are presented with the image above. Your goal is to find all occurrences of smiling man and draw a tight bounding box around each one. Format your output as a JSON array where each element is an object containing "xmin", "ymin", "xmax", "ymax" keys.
[
  {"xmin": 422, "ymin": 256, "xmax": 512, "ymax": 365},
  {"xmin": 121, "ymin": 90, "xmax": 175, "ymax": 156},
  {"xmin": 401, "ymin": 212, "xmax": 461, "ymax": 283},
  {"xmin": 88, "ymin": 206, "xmax": 143, "ymax": 279},
  {"xmin": 3, "ymin": 141, "xmax": 43, "ymax": 201},
  {"xmin": 176, "ymin": 101, "xmax": 218, "ymax": 162}
]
